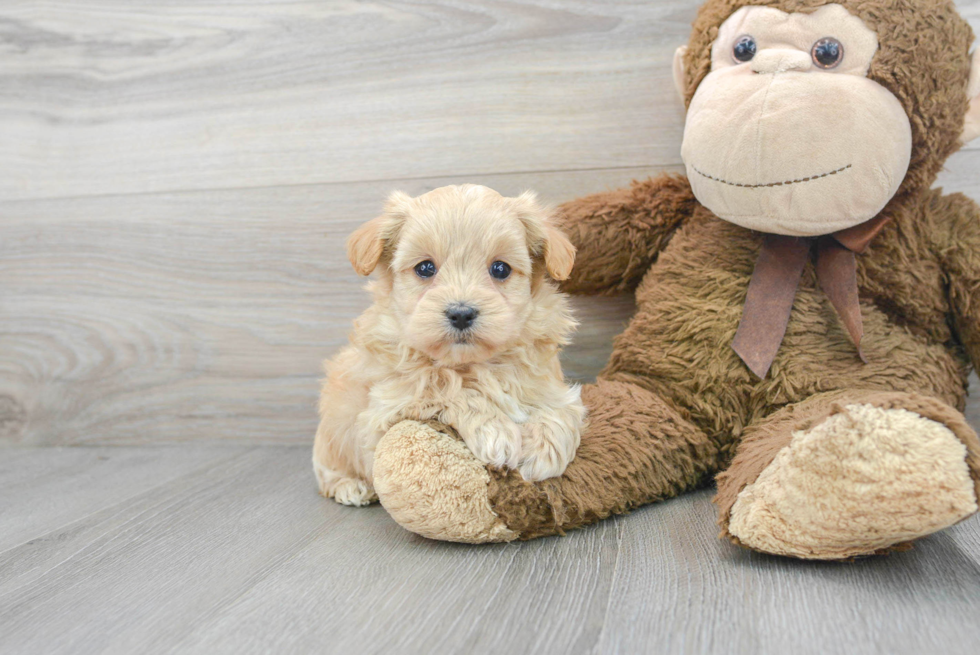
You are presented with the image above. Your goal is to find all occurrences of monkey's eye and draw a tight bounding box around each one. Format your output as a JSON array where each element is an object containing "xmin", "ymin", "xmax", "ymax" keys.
[
  {"xmin": 733, "ymin": 35, "xmax": 757, "ymax": 63},
  {"xmin": 414, "ymin": 260, "xmax": 437, "ymax": 278},
  {"xmin": 811, "ymin": 37, "xmax": 843, "ymax": 69},
  {"xmin": 489, "ymin": 261, "xmax": 511, "ymax": 280}
]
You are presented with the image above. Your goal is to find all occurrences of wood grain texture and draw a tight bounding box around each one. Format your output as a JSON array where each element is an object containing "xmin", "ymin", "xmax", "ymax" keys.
[
  {"xmin": 1, "ymin": 445, "xmax": 980, "ymax": 655},
  {"xmin": 1, "ymin": 0, "xmax": 974, "ymax": 202},
  {"xmin": 0, "ymin": 445, "xmax": 248, "ymax": 552},
  {"xmin": 0, "ymin": 447, "xmax": 326, "ymax": 654},
  {"xmin": 4, "ymin": 153, "xmax": 978, "ymax": 446},
  {"xmin": 3, "ymin": 3, "xmax": 980, "ymax": 653},
  {"xmin": 0, "ymin": 167, "xmax": 650, "ymax": 446},
  {"xmin": 594, "ymin": 492, "xmax": 980, "ymax": 654},
  {"xmin": 0, "ymin": 0, "xmax": 694, "ymax": 201},
  {"xmin": 0, "ymin": 0, "xmax": 978, "ymax": 446}
]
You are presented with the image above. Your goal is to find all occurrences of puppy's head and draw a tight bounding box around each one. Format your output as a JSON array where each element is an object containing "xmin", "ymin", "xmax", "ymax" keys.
[{"xmin": 347, "ymin": 184, "xmax": 575, "ymax": 365}]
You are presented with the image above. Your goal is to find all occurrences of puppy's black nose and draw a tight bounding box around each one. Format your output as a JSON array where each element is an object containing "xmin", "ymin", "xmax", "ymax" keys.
[{"xmin": 446, "ymin": 305, "xmax": 478, "ymax": 331}]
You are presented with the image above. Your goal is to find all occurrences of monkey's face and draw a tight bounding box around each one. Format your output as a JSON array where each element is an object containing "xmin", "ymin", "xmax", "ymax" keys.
[{"xmin": 679, "ymin": 4, "xmax": 912, "ymax": 236}]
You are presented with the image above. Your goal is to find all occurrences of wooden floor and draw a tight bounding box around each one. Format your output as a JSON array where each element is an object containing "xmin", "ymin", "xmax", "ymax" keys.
[
  {"xmin": 2, "ymin": 1, "xmax": 980, "ymax": 653},
  {"xmin": 2, "ymin": 445, "xmax": 980, "ymax": 655}
]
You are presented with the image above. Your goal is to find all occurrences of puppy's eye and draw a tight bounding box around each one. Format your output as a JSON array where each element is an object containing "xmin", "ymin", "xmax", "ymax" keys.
[
  {"xmin": 414, "ymin": 260, "xmax": 437, "ymax": 278},
  {"xmin": 489, "ymin": 261, "xmax": 511, "ymax": 280}
]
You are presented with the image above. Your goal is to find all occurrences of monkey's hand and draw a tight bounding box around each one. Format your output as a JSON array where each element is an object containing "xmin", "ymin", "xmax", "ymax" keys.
[{"xmin": 556, "ymin": 173, "xmax": 696, "ymax": 295}]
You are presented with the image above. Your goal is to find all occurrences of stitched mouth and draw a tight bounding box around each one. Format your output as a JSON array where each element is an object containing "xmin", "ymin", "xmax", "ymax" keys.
[{"xmin": 691, "ymin": 164, "xmax": 852, "ymax": 188}]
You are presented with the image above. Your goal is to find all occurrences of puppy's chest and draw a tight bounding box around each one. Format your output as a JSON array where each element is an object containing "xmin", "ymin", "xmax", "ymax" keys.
[{"xmin": 373, "ymin": 368, "xmax": 531, "ymax": 425}]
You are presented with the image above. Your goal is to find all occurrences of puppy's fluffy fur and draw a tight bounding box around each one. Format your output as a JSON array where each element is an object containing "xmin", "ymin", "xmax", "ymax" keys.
[{"xmin": 313, "ymin": 184, "xmax": 587, "ymax": 506}]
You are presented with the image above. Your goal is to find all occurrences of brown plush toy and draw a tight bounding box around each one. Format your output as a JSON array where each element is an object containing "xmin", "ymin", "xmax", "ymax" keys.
[{"xmin": 369, "ymin": 0, "xmax": 980, "ymax": 559}]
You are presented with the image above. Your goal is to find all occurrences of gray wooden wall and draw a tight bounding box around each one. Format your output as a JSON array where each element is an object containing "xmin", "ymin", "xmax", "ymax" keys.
[{"xmin": 2, "ymin": 0, "xmax": 978, "ymax": 446}]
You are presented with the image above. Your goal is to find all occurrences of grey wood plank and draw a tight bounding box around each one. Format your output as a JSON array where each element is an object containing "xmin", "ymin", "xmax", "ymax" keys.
[
  {"xmin": 0, "ymin": 446, "xmax": 342, "ymax": 655},
  {"xmin": 0, "ymin": 165, "xmax": 660, "ymax": 446},
  {"xmin": 0, "ymin": 445, "xmax": 249, "ymax": 553},
  {"xmin": 0, "ymin": 445, "xmax": 618, "ymax": 655},
  {"xmin": 0, "ymin": 0, "xmax": 977, "ymax": 448},
  {"xmin": 592, "ymin": 491, "xmax": 980, "ymax": 655},
  {"xmin": 2, "ymin": 0, "xmax": 973, "ymax": 202},
  {"xmin": 3, "ymin": 447, "xmax": 980, "ymax": 655},
  {"xmin": 3, "ymin": 149, "xmax": 977, "ymax": 447},
  {"xmin": 0, "ymin": 0, "xmax": 696, "ymax": 201},
  {"xmin": 935, "ymin": 147, "xmax": 980, "ymax": 197},
  {"xmin": 3, "ymin": 149, "xmax": 978, "ymax": 446},
  {"xmin": 170, "ymin": 507, "xmax": 620, "ymax": 655}
]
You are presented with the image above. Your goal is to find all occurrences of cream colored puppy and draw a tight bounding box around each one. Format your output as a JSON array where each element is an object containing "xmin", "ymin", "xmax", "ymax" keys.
[{"xmin": 313, "ymin": 184, "xmax": 586, "ymax": 506}]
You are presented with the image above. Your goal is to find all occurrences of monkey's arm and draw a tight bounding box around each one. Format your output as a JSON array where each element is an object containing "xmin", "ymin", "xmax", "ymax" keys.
[
  {"xmin": 938, "ymin": 192, "xmax": 980, "ymax": 370},
  {"xmin": 556, "ymin": 174, "xmax": 696, "ymax": 295}
]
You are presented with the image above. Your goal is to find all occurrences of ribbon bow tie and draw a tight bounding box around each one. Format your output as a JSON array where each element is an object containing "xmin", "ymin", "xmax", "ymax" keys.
[{"xmin": 731, "ymin": 216, "xmax": 890, "ymax": 379}]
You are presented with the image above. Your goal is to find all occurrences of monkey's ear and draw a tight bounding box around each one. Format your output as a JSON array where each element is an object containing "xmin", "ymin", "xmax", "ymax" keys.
[
  {"xmin": 961, "ymin": 49, "xmax": 980, "ymax": 144},
  {"xmin": 346, "ymin": 191, "xmax": 411, "ymax": 276},
  {"xmin": 673, "ymin": 45, "xmax": 688, "ymax": 105}
]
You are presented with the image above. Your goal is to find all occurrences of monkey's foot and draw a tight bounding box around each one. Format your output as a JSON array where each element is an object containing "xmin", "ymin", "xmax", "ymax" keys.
[{"xmin": 727, "ymin": 403, "xmax": 978, "ymax": 559}]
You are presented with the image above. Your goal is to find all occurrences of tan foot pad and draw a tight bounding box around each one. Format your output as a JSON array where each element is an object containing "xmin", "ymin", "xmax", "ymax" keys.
[
  {"xmin": 373, "ymin": 420, "xmax": 517, "ymax": 543},
  {"xmin": 729, "ymin": 404, "xmax": 978, "ymax": 559}
]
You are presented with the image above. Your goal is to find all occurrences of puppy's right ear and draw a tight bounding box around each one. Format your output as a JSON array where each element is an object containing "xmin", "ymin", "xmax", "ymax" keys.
[
  {"xmin": 346, "ymin": 191, "xmax": 412, "ymax": 276},
  {"xmin": 346, "ymin": 216, "xmax": 386, "ymax": 276}
]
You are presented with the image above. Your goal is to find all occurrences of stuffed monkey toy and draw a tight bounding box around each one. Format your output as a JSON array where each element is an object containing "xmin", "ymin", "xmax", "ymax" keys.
[{"xmin": 368, "ymin": 0, "xmax": 980, "ymax": 559}]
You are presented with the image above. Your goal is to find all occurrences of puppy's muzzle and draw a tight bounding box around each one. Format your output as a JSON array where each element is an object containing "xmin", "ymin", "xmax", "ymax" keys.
[{"xmin": 445, "ymin": 303, "xmax": 479, "ymax": 331}]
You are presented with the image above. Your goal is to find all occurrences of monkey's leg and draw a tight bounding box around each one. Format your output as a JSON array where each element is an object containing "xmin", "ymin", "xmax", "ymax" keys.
[
  {"xmin": 716, "ymin": 390, "xmax": 980, "ymax": 560},
  {"xmin": 372, "ymin": 379, "xmax": 720, "ymax": 543}
]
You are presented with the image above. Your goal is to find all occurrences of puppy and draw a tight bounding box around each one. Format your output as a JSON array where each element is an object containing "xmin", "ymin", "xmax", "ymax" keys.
[{"xmin": 313, "ymin": 184, "xmax": 586, "ymax": 506}]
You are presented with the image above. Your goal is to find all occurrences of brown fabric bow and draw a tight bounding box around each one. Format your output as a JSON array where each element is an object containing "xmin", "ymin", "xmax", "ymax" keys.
[{"xmin": 731, "ymin": 216, "xmax": 890, "ymax": 379}]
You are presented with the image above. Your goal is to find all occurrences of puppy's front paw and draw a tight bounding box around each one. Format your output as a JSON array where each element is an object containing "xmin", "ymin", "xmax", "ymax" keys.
[
  {"xmin": 519, "ymin": 418, "xmax": 580, "ymax": 481},
  {"xmin": 462, "ymin": 417, "xmax": 522, "ymax": 470},
  {"xmin": 332, "ymin": 478, "xmax": 378, "ymax": 506}
]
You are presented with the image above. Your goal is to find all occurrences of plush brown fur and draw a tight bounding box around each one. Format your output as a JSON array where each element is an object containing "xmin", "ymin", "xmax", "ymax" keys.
[
  {"xmin": 486, "ymin": 380, "xmax": 720, "ymax": 539},
  {"xmin": 484, "ymin": 184, "xmax": 980, "ymax": 541},
  {"xmin": 372, "ymin": 0, "xmax": 980, "ymax": 556}
]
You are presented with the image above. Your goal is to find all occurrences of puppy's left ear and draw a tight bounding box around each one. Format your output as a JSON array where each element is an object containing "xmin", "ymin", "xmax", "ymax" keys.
[
  {"xmin": 542, "ymin": 225, "xmax": 575, "ymax": 281},
  {"xmin": 515, "ymin": 191, "xmax": 576, "ymax": 281}
]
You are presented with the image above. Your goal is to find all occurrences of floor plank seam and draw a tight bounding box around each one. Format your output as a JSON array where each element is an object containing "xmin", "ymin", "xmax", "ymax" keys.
[
  {"xmin": 161, "ymin": 517, "xmax": 343, "ymax": 654},
  {"xmin": 0, "ymin": 448, "xmax": 261, "ymax": 593},
  {"xmin": 1, "ymin": 164, "xmax": 685, "ymax": 206},
  {"xmin": 590, "ymin": 516, "xmax": 624, "ymax": 654},
  {"xmin": 437, "ymin": 544, "xmax": 523, "ymax": 652}
]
